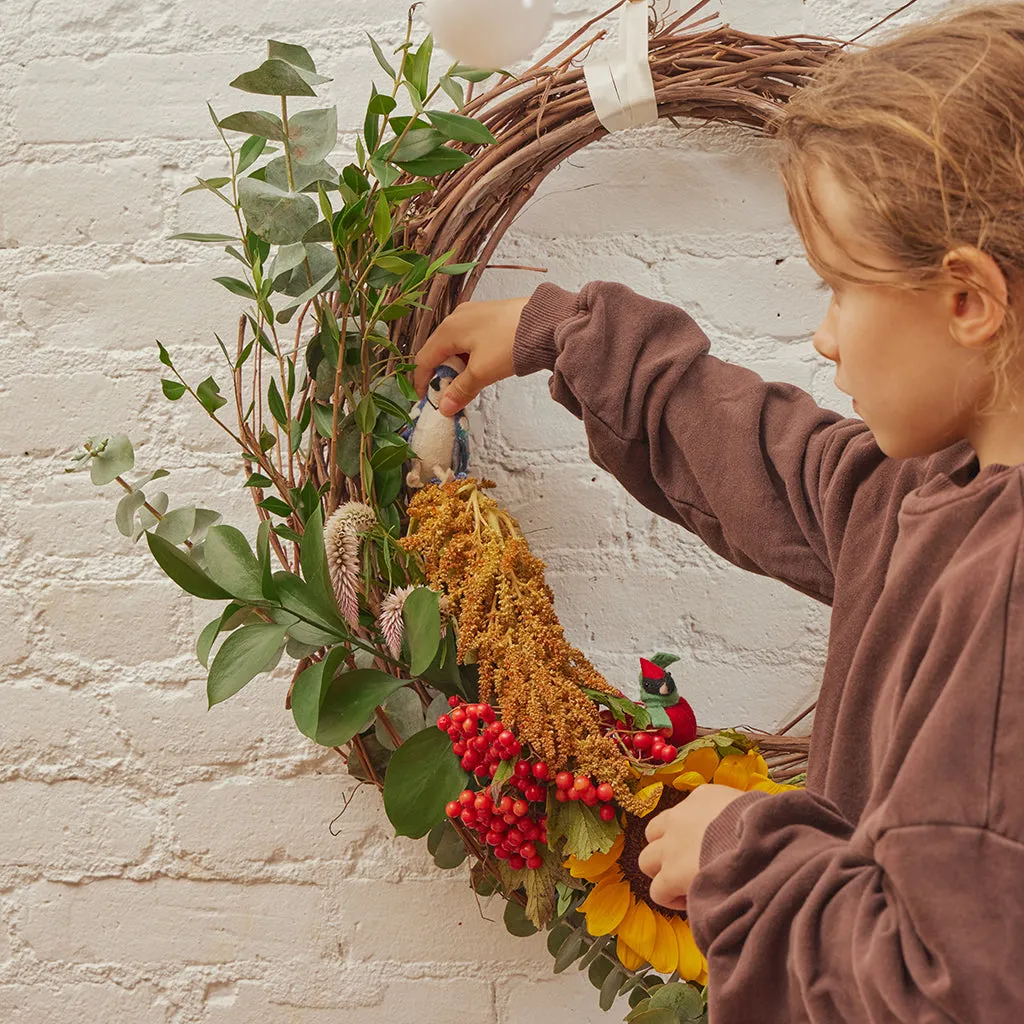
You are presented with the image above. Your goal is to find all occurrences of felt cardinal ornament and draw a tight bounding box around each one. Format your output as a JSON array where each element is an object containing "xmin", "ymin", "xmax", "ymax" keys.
[{"xmin": 638, "ymin": 653, "xmax": 698, "ymax": 747}]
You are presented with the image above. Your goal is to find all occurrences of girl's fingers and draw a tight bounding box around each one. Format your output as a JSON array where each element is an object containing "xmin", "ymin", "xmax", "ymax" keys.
[{"xmin": 413, "ymin": 326, "xmax": 466, "ymax": 397}]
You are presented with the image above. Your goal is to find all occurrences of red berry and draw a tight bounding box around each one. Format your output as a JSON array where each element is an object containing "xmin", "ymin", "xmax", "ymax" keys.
[
  {"xmin": 499, "ymin": 796, "xmax": 514, "ymax": 813},
  {"xmin": 520, "ymin": 842, "xmax": 537, "ymax": 859},
  {"xmin": 531, "ymin": 762, "xmax": 550, "ymax": 780},
  {"xmin": 573, "ymin": 775, "xmax": 591, "ymax": 792},
  {"xmin": 506, "ymin": 741, "xmax": 522, "ymax": 757},
  {"xmin": 555, "ymin": 788, "xmax": 569, "ymax": 802},
  {"xmin": 526, "ymin": 856, "xmax": 543, "ymax": 870},
  {"xmin": 554, "ymin": 771, "xmax": 573, "ymax": 790},
  {"xmin": 514, "ymin": 778, "xmax": 529, "ymax": 792},
  {"xmin": 474, "ymin": 764, "xmax": 491, "ymax": 778},
  {"xmin": 582, "ymin": 788, "xmax": 599, "ymax": 807},
  {"xmin": 480, "ymin": 704, "xmax": 496, "ymax": 723},
  {"xmin": 512, "ymin": 799, "xmax": 529, "ymax": 818},
  {"xmin": 503, "ymin": 813, "xmax": 517, "ymax": 825},
  {"xmin": 471, "ymin": 736, "xmax": 488, "ymax": 752},
  {"xmin": 661, "ymin": 727, "xmax": 674, "ymax": 739},
  {"xmin": 486, "ymin": 831, "xmax": 501, "ymax": 846},
  {"xmin": 632, "ymin": 733, "xmax": 652, "ymax": 752},
  {"xmin": 461, "ymin": 751, "xmax": 480, "ymax": 770},
  {"xmin": 506, "ymin": 830, "xmax": 523, "ymax": 847},
  {"xmin": 521, "ymin": 823, "xmax": 540, "ymax": 841},
  {"xmin": 495, "ymin": 846, "xmax": 510, "ymax": 860},
  {"xmin": 446, "ymin": 801, "xmax": 461, "ymax": 818},
  {"xmin": 458, "ymin": 790, "xmax": 474, "ymax": 806},
  {"xmin": 452, "ymin": 742, "xmax": 467, "ymax": 756},
  {"xmin": 599, "ymin": 805, "xmax": 616, "ymax": 822},
  {"xmin": 461, "ymin": 720, "xmax": 478, "ymax": 737},
  {"xmin": 451, "ymin": 707, "xmax": 467, "ymax": 724},
  {"xmin": 437, "ymin": 714, "xmax": 451, "ymax": 731},
  {"xmin": 492, "ymin": 819, "xmax": 508, "ymax": 833},
  {"xmin": 486, "ymin": 721, "xmax": 503, "ymax": 737},
  {"xmin": 567, "ymin": 787, "xmax": 581, "ymax": 801},
  {"xmin": 460, "ymin": 810, "xmax": 475, "ymax": 826},
  {"xmin": 447, "ymin": 695, "xmax": 461, "ymax": 708},
  {"xmin": 596, "ymin": 783, "xmax": 614, "ymax": 802},
  {"xmin": 474, "ymin": 794, "xmax": 490, "ymax": 811},
  {"xmin": 509, "ymin": 855, "xmax": 526, "ymax": 870},
  {"xmin": 447, "ymin": 727, "xmax": 462, "ymax": 741},
  {"xmin": 659, "ymin": 744, "xmax": 678, "ymax": 762},
  {"xmin": 524, "ymin": 784, "xmax": 544, "ymax": 802},
  {"xmin": 499, "ymin": 731, "xmax": 516, "ymax": 747}
]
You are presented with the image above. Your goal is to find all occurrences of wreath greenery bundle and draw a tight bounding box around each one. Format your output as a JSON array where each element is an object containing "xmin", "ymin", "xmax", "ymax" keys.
[{"xmin": 67, "ymin": 3, "xmax": 865, "ymax": 1018}]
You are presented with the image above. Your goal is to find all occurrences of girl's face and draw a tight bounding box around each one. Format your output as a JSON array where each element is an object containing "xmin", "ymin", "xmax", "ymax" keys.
[{"xmin": 804, "ymin": 166, "xmax": 991, "ymax": 459}]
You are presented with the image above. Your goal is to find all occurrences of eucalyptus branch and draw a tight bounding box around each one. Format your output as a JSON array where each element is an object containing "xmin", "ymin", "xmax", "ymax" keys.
[{"xmin": 113, "ymin": 475, "xmax": 193, "ymax": 550}]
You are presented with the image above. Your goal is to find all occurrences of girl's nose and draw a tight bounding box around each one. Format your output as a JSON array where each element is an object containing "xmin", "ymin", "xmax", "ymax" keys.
[{"xmin": 813, "ymin": 324, "xmax": 839, "ymax": 364}]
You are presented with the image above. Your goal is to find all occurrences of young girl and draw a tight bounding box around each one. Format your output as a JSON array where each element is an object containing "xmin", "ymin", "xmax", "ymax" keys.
[{"xmin": 414, "ymin": 3, "xmax": 1024, "ymax": 1019}]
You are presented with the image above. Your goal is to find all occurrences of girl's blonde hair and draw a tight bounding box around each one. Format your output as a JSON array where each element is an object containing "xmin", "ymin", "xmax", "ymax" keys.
[{"xmin": 774, "ymin": 2, "xmax": 1024, "ymax": 402}]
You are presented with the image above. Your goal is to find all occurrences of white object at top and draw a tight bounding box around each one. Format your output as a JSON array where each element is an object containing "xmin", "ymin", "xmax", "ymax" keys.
[
  {"xmin": 424, "ymin": 0, "xmax": 555, "ymax": 71},
  {"xmin": 584, "ymin": 0, "xmax": 659, "ymax": 133}
]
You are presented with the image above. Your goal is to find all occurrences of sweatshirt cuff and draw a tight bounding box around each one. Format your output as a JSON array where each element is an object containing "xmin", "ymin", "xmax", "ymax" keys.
[
  {"xmin": 512, "ymin": 283, "xmax": 584, "ymax": 376},
  {"xmin": 699, "ymin": 790, "xmax": 772, "ymax": 868}
]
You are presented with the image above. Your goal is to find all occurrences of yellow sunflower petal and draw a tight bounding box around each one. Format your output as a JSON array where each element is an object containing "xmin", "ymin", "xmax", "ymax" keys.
[
  {"xmin": 754, "ymin": 752, "xmax": 769, "ymax": 776},
  {"xmin": 631, "ymin": 781, "xmax": 664, "ymax": 817},
  {"xmin": 684, "ymin": 746, "xmax": 721, "ymax": 782},
  {"xmin": 616, "ymin": 934, "xmax": 646, "ymax": 971},
  {"xmin": 579, "ymin": 874, "xmax": 631, "ymax": 936},
  {"xmin": 670, "ymin": 771, "xmax": 708, "ymax": 792},
  {"xmin": 617, "ymin": 897, "xmax": 658, "ymax": 959},
  {"xmin": 671, "ymin": 916, "xmax": 705, "ymax": 982},
  {"xmin": 565, "ymin": 831, "xmax": 625, "ymax": 880},
  {"xmin": 714, "ymin": 753, "xmax": 756, "ymax": 790},
  {"xmin": 647, "ymin": 911, "xmax": 679, "ymax": 975}
]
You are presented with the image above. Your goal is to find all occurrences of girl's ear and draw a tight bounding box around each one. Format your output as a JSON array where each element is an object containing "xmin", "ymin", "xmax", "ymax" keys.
[{"xmin": 943, "ymin": 246, "xmax": 1009, "ymax": 349}]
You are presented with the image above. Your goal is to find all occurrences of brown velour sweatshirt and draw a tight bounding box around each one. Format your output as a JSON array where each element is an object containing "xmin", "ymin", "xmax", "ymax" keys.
[{"xmin": 513, "ymin": 281, "xmax": 1024, "ymax": 1023}]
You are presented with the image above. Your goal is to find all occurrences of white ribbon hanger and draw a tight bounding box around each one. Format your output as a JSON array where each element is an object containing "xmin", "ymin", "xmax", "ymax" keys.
[{"xmin": 584, "ymin": 0, "xmax": 659, "ymax": 132}]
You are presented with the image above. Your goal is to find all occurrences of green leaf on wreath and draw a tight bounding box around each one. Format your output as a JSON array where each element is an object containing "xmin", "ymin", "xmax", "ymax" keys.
[
  {"xmin": 218, "ymin": 110, "xmax": 286, "ymax": 141},
  {"xmin": 402, "ymin": 586, "xmax": 441, "ymax": 676},
  {"xmin": 502, "ymin": 899, "xmax": 538, "ymax": 938},
  {"xmin": 581, "ymin": 687, "xmax": 651, "ymax": 730},
  {"xmin": 145, "ymin": 531, "xmax": 232, "ymax": 600},
  {"xmin": 196, "ymin": 376, "xmax": 228, "ymax": 414},
  {"xmin": 89, "ymin": 434, "xmax": 134, "ymax": 485},
  {"xmin": 426, "ymin": 110, "xmax": 497, "ymax": 145},
  {"xmin": 207, "ymin": 622, "xmax": 287, "ymax": 707},
  {"xmin": 286, "ymin": 107, "xmax": 337, "ymax": 165},
  {"xmin": 273, "ymin": 570, "xmax": 348, "ymax": 637},
  {"xmin": 626, "ymin": 1008, "xmax": 679, "ymax": 1024},
  {"xmin": 238, "ymin": 176, "xmax": 319, "ymax": 245},
  {"xmin": 547, "ymin": 799, "xmax": 621, "ymax": 861},
  {"xmin": 524, "ymin": 857, "xmax": 559, "ymax": 928},
  {"xmin": 295, "ymin": 665, "xmax": 409, "ymax": 748},
  {"xmin": 382, "ymin": 725, "xmax": 468, "ymax": 838},
  {"xmin": 426, "ymin": 819, "xmax": 468, "ymax": 870},
  {"xmin": 230, "ymin": 58, "xmax": 319, "ymax": 97},
  {"xmin": 648, "ymin": 982, "xmax": 706, "ymax": 1022},
  {"xmin": 204, "ymin": 524, "xmax": 264, "ymax": 602}
]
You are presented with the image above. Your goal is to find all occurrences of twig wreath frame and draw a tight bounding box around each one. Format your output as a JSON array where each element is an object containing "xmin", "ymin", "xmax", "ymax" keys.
[{"xmin": 71, "ymin": 1, "xmax": 914, "ymax": 1018}]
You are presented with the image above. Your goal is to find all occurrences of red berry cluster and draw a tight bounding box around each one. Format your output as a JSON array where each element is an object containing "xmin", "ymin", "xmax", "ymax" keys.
[
  {"xmin": 599, "ymin": 711, "xmax": 679, "ymax": 764},
  {"xmin": 552, "ymin": 772, "xmax": 618, "ymax": 821},
  {"xmin": 436, "ymin": 695, "xmax": 522, "ymax": 781},
  {"xmin": 445, "ymin": 788, "xmax": 548, "ymax": 870}
]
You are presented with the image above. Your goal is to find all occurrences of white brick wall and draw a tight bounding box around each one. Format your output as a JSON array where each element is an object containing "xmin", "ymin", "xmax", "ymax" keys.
[{"xmin": 0, "ymin": 0, "xmax": 945, "ymax": 1020}]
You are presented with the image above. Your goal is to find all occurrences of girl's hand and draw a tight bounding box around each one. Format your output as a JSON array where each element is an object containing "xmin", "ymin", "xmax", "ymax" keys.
[
  {"xmin": 637, "ymin": 784, "xmax": 749, "ymax": 911},
  {"xmin": 412, "ymin": 296, "xmax": 532, "ymax": 417}
]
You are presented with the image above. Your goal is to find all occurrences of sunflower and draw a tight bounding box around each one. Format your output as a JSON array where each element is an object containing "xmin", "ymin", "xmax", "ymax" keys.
[{"xmin": 565, "ymin": 742, "xmax": 801, "ymax": 981}]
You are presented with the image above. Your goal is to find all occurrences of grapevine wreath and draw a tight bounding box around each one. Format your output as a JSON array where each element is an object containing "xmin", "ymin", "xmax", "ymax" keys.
[{"xmin": 71, "ymin": 1, "xmax": 904, "ymax": 1018}]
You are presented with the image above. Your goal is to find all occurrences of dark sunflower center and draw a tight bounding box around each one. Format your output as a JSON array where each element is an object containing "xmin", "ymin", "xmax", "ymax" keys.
[{"xmin": 619, "ymin": 787, "xmax": 688, "ymax": 918}]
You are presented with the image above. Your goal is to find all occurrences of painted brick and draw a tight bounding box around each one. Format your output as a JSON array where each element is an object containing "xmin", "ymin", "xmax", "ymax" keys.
[
  {"xmin": 0, "ymin": 982, "xmax": 166, "ymax": 1024},
  {"xmin": 16, "ymin": 263, "xmax": 243, "ymax": 350},
  {"xmin": 0, "ymin": 158, "xmax": 163, "ymax": 245},
  {"xmin": 111, "ymin": 678, "xmax": 308, "ymax": 767},
  {"xmin": 500, "ymin": 971, "xmax": 626, "ymax": 1024},
  {"xmin": 172, "ymin": 776, "xmax": 384, "ymax": 864},
  {"xmin": 201, "ymin": 979, "xmax": 494, "ymax": 1024},
  {"xmin": 0, "ymin": 781, "xmax": 154, "ymax": 870},
  {"xmin": 0, "ymin": 685, "xmax": 127, "ymax": 761},
  {"xmin": 0, "ymin": 372, "xmax": 149, "ymax": 456},
  {"xmin": 0, "ymin": 592, "xmax": 31, "ymax": 666},
  {"xmin": 339, "ymin": 879, "xmax": 553, "ymax": 964},
  {"xmin": 19, "ymin": 879, "xmax": 326, "ymax": 963},
  {"xmin": 35, "ymin": 581, "xmax": 192, "ymax": 666}
]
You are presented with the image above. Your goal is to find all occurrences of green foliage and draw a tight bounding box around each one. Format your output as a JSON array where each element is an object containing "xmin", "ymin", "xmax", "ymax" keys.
[
  {"xmin": 382, "ymin": 725, "xmax": 468, "ymax": 838},
  {"xmin": 546, "ymin": 796, "xmax": 622, "ymax": 860},
  {"xmin": 207, "ymin": 622, "xmax": 287, "ymax": 707}
]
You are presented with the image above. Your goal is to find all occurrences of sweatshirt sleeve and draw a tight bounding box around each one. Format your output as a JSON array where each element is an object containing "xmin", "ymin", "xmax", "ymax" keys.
[
  {"xmin": 513, "ymin": 281, "xmax": 901, "ymax": 604},
  {"xmin": 687, "ymin": 789, "xmax": 1024, "ymax": 1022}
]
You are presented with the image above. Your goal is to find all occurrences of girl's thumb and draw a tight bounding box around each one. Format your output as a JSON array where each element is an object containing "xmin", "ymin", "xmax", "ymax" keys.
[{"xmin": 438, "ymin": 372, "xmax": 478, "ymax": 417}]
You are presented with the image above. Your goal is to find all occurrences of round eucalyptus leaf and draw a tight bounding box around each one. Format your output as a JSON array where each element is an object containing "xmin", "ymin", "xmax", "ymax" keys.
[{"xmin": 238, "ymin": 176, "xmax": 318, "ymax": 244}]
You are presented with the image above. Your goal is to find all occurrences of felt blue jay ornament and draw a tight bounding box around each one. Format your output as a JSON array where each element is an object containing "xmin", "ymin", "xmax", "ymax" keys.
[{"xmin": 403, "ymin": 356, "xmax": 470, "ymax": 489}]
